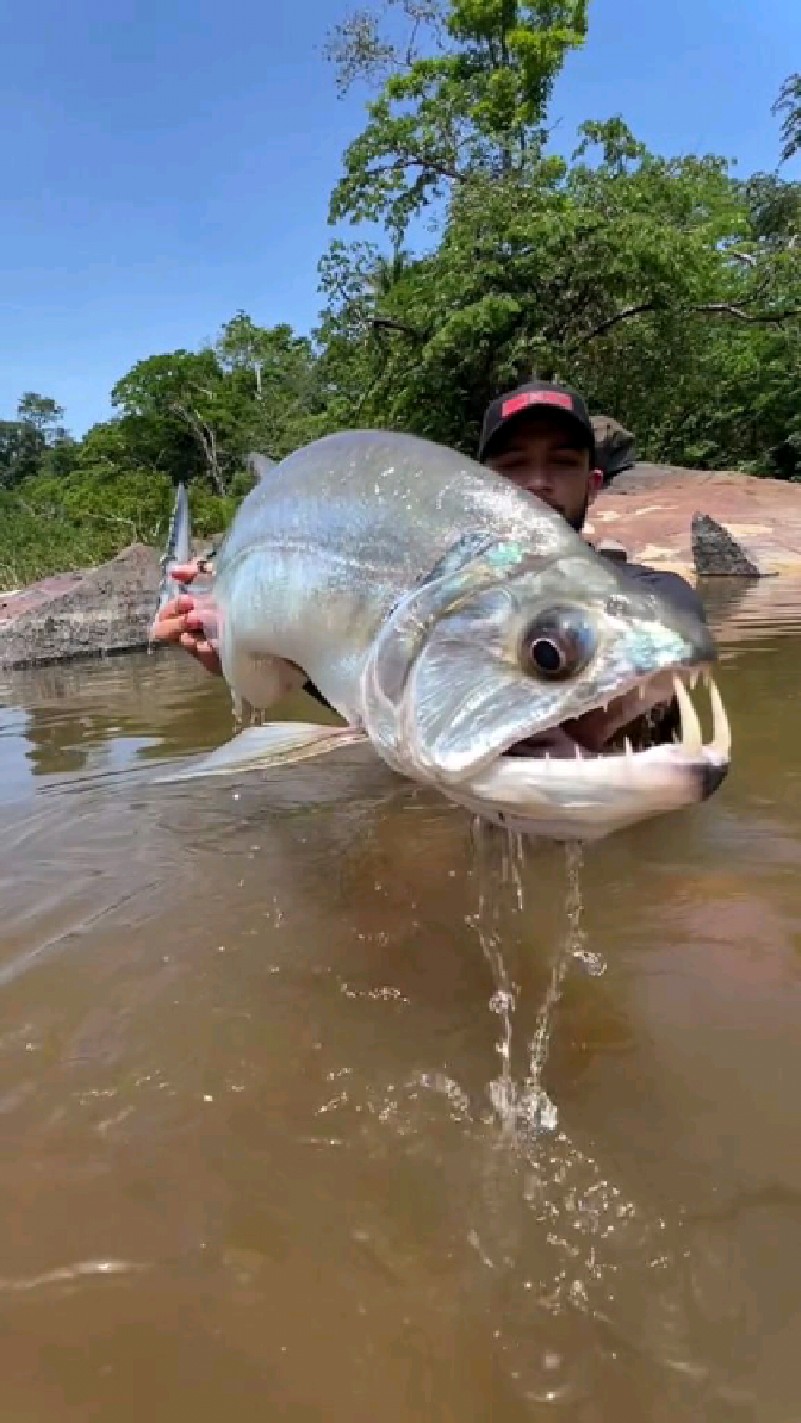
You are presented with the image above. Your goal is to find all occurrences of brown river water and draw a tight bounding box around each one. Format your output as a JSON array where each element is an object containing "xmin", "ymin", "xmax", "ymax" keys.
[{"xmin": 1, "ymin": 578, "xmax": 800, "ymax": 1422}]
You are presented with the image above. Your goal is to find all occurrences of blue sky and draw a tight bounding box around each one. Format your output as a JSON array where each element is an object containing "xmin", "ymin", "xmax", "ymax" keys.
[{"xmin": 1, "ymin": 0, "xmax": 799, "ymax": 436}]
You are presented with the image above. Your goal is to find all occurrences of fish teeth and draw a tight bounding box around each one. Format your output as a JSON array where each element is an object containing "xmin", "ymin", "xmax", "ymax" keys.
[
  {"xmin": 673, "ymin": 674, "xmax": 703, "ymax": 756},
  {"xmin": 707, "ymin": 675, "xmax": 732, "ymax": 757}
]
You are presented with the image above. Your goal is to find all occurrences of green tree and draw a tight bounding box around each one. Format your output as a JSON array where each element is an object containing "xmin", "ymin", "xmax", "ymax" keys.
[
  {"xmin": 215, "ymin": 312, "xmax": 327, "ymax": 456},
  {"xmin": 773, "ymin": 72, "xmax": 801, "ymax": 166},
  {"xmin": 17, "ymin": 392, "xmax": 65, "ymax": 437},
  {"xmin": 0, "ymin": 392, "xmax": 73, "ymax": 486},
  {"xmin": 315, "ymin": 111, "xmax": 801, "ymax": 463},
  {"xmin": 110, "ymin": 349, "xmax": 247, "ymax": 493},
  {"xmin": 317, "ymin": 3, "xmax": 801, "ymax": 473},
  {"xmin": 5, "ymin": 7, "xmax": 801, "ymax": 589},
  {"xmin": 326, "ymin": 0, "xmax": 589, "ymax": 238}
]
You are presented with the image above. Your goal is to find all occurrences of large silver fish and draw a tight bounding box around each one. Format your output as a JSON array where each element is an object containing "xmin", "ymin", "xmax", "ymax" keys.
[{"xmin": 159, "ymin": 429, "xmax": 731, "ymax": 842}]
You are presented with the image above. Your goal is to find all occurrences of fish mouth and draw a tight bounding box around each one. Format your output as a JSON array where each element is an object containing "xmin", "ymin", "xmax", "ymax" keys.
[
  {"xmin": 499, "ymin": 666, "xmax": 731, "ymax": 788},
  {"xmin": 447, "ymin": 665, "xmax": 733, "ymax": 839}
]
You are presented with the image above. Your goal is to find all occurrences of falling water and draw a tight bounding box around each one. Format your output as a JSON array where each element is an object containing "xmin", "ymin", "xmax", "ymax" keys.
[
  {"xmin": 468, "ymin": 825, "xmax": 606, "ymax": 1140},
  {"xmin": 464, "ymin": 830, "xmax": 692, "ymax": 1406},
  {"xmin": 467, "ymin": 818, "xmax": 519, "ymax": 1133}
]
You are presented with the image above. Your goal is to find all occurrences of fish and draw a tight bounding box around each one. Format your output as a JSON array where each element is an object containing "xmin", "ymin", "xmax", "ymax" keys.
[{"xmin": 156, "ymin": 428, "xmax": 731, "ymax": 842}]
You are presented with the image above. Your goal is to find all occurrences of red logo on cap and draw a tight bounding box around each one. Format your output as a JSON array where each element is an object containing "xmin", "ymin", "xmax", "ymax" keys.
[{"xmin": 501, "ymin": 391, "xmax": 574, "ymax": 419}]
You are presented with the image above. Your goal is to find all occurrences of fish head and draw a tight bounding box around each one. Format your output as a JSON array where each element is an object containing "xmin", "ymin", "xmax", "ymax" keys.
[{"xmin": 361, "ymin": 535, "xmax": 731, "ymax": 842}]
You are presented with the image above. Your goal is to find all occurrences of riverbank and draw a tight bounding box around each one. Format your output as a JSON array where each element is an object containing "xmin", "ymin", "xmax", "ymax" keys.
[
  {"xmin": 2, "ymin": 463, "xmax": 801, "ymax": 671},
  {"xmin": 0, "ymin": 543, "xmax": 163, "ymax": 670},
  {"xmin": 587, "ymin": 463, "xmax": 801, "ymax": 577}
]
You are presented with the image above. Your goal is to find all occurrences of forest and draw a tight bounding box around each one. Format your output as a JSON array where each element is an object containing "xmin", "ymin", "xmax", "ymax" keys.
[{"xmin": 1, "ymin": 1, "xmax": 799, "ymax": 586}]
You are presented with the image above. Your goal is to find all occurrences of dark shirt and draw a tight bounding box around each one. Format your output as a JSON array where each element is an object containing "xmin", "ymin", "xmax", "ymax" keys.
[{"xmin": 613, "ymin": 560, "xmax": 706, "ymax": 621}]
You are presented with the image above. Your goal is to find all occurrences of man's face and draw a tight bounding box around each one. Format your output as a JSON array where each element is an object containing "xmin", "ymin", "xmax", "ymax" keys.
[{"xmin": 484, "ymin": 413, "xmax": 603, "ymax": 532}]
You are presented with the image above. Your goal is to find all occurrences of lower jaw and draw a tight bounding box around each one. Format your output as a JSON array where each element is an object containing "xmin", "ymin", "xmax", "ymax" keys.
[
  {"xmin": 442, "ymin": 778, "xmax": 699, "ymax": 843},
  {"xmin": 445, "ymin": 748, "xmax": 728, "ymax": 843}
]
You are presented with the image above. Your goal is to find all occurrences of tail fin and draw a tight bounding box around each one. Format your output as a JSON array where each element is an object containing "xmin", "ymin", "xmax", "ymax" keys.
[
  {"xmin": 246, "ymin": 451, "xmax": 277, "ymax": 482},
  {"xmin": 153, "ymin": 481, "xmax": 192, "ymax": 626}
]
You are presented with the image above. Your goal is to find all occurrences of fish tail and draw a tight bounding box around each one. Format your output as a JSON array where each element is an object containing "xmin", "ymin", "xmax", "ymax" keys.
[
  {"xmin": 168, "ymin": 479, "xmax": 192, "ymax": 568},
  {"xmin": 246, "ymin": 450, "xmax": 278, "ymax": 482},
  {"xmin": 150, "ymin": 482, "xmax": 192, "ymax": 645}
]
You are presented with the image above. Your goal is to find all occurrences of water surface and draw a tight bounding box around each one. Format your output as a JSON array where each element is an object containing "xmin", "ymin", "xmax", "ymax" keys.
[{"xmin": 1, "ymin": 577, "xmax": 800, "ymax": 1422}]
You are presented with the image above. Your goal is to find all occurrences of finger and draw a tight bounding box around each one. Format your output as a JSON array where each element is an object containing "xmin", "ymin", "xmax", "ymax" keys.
[
  {"xmin": 151, "ymin": 613, "xmax": 189, "ymax": 643},
  {"xmin": 155, "ymin": 594, "xmax": 197, "ymax": 623},
  {"xmin": 178, "ymin": 631, "xmax": 217, "ymax": 654},
  {"xmin": 171, "ymin": 560, "xmax": 202, "ymax": 583},
  {"xmin": 185, "ymin": 609, "xmax": 217, "ymax": 637},
  {"xmin": 177, "ymin": 632, "xmax": 222, "ymax": 676}
]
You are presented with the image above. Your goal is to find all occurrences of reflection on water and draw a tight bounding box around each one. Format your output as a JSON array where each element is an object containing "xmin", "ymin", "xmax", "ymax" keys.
[{"xmin": 0, "ymin": 582, "xmax": 800, "ymax": 1421}]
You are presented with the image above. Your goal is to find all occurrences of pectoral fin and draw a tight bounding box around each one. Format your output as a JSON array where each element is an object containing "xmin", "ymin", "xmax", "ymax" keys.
[{"xmin": 156, "ymin": 722, "xmax": 369, "ymax": 784}]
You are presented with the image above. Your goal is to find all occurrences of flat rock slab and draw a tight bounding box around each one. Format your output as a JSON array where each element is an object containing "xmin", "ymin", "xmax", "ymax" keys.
[
  {"xmin": 0, "ymin": 570, "xmax": 86, "ymax": 620},
  {"xmin": 587, "ymin": 464, "xmax": 801, "ymax": 577},
  {"xmin": 0, "ymin": 543, "xmax": 162, "ymax": 670}
]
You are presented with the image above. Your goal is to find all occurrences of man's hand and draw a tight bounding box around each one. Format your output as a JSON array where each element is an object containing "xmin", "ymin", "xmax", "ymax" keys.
[{"xmin": 150, "ymin": 560, "xmax": 223, "ymax": 677}]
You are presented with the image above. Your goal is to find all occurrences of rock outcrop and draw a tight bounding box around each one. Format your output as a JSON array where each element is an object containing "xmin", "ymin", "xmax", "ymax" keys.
[
  {"xmin": 587, "ymin": 465, "xmax": 801, "ymax": 579},
  {"xmin": 0, "ymin": 543, "xmax": 162, "ymax": 670},
  {"xmin": 691, "ymin": 513, "xmax": 764, "ymax": 578}
]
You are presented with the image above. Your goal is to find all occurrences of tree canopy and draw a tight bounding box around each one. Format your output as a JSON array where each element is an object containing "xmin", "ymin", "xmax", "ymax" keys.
[{"xmin": 1, "ymin": 4, "xmax": 799, "ymax": 587}]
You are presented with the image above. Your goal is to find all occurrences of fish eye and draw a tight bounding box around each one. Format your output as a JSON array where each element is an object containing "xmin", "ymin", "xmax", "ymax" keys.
[{"xmin": 520, "ymin": 607, "xmax": 596, "ymax": 681}]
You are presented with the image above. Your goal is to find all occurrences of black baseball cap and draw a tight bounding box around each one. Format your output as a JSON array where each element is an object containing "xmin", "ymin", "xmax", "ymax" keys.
[{"xmin": 478, "ymin": 380, "xmax": 597, "ymax": 465}]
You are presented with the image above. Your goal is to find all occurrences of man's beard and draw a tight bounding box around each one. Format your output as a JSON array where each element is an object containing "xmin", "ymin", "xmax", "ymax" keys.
[{"xmin": 566, "ymin": 492, "xmax": 591, "ymax": 533}]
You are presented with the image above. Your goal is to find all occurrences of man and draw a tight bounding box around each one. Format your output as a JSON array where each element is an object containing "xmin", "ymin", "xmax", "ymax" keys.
[
  {"xmin": 473, "ymin": 381, "xmax": 702, "ymax": 618},
  {"xmin": 151, "ymin": 382, "xmax": 705, "ymax": 719}
]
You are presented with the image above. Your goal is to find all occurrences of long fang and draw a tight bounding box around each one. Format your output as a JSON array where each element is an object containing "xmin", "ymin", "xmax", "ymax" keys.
[{"xmin": 673, "ymin": 676, "xmax": 703, "ymax": 755}]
